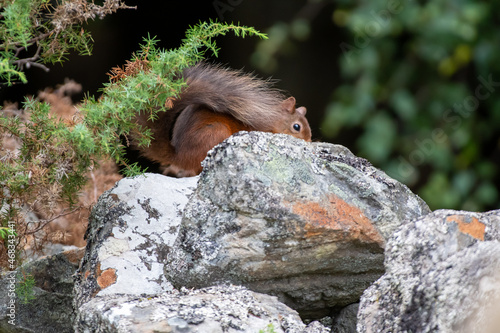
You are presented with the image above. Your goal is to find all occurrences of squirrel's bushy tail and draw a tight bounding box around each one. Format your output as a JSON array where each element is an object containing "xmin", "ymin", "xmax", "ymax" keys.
[{"xmin": 172, "ymin": 62, "xmax": 286, "ymax": 131}]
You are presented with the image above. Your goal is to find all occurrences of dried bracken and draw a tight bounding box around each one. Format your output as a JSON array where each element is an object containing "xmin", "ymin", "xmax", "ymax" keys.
[
  {"xmin": 109, "ymin": 57, "xmax": 151, "ymax": 84},
  {"xmin": 51, "ymin": 0, "xmax": 134, "ymax": 28},
  {"xmin": 0, "ymin": 81, "xmax": 123, "ymax": 267}
]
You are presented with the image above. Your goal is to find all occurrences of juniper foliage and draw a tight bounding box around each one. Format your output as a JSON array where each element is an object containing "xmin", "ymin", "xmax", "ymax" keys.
[
  {"xmin": 0, "ymin": 20, "xmax": 266, "ymax": 267},
  {"xmin": 0, "ymin": 0, "xmax": 134, "ymax": 85}
]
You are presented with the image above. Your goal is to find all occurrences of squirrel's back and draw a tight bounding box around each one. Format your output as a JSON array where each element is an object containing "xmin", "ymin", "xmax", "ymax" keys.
[
  {"xmin": 173, "ymin": 63, "xmax": 289, "ymax": 131},
  {"xmin": 132, "ymin": 62, "xmax": 311, "ymax": 176}
]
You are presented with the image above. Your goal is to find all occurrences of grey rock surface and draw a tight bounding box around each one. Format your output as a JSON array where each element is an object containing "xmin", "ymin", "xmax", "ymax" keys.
[
  {"xmin": 74, "ymin": 285, "xmax": 330, "ymax": 333},
  {"xmin": 331, "ymin": 303, "xmax": 359, "ymax": 333},
  {"xmin": 357, "ymin": 209, "xmax": 500, "ymax": 333},
  {"xmin": 73, "ymin": 173, "xmax": 198, "ymax": 308},
  {"xmin": 165, "ymin": 132, "xmax": 430, "ymax": 317},
  {"xmin": 0, "ymin": 247, "xmax": 84, "ymax": 333}
]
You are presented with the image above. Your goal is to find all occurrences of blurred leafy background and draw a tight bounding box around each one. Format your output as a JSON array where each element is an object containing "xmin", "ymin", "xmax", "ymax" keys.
[{"xmin": 2, "ymin": 0, "xmax": 499, "ymax": 212}]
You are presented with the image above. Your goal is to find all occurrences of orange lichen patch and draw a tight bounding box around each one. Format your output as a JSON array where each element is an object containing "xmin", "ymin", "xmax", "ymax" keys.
[
  {"xmin": 446, "ymin": 215, "xmax": 486, "ymax": 241},
  {"xmin": 97, "ymin": 268, "xmax": 117, "ymax": 289},
  {"xmin": 291, "ymin": 194, "xmax": 384, "ymax": 246},
  {"xmin": 84, "ymin": 270, "xmax": 91, "ymax": 280},
  {"xmin": 95, "ymin": 262, "xmax": 117, "ymax": 289}
]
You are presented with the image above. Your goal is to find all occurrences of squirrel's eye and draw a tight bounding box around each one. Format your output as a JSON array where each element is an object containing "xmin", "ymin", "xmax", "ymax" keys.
[{"xmin": 293, "ymin": 123, "xmax": 301, "ymax": 132}]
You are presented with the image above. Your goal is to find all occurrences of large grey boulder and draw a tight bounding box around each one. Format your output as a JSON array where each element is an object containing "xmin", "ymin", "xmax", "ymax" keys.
[
  {"xmin": 165, "ymin": 132, "xmax": 430, "ymax": 317},
  {"xmin": 357, "ymin": 209, "xmax": 500, "ymax": 333}
]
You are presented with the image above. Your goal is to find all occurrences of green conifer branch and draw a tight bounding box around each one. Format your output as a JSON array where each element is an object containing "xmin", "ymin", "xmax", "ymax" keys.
[
  {"xmin": 0, "ymin": 0, "xmax": 135, "ymax": 85},
  {"xmin": 0, "ymin": 20, "xmax": 267, "ymax": 268}
]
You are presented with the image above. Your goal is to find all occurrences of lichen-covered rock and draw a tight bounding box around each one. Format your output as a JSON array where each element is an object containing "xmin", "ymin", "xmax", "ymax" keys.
[
  {"xmin": 73, "ymin": 174, "xmax": 198, "ymax": 308},
  {"xmin": 0, "ymin": 247, "xmax": 84, "ymax": 333},
  {"xmin": 165, "ymin": 132, "xmax": 430, "ymax": 317},
  {"xmin": 357, "ymin": 209, "xmax": 500, "ymax": 333},
  {"xmin": 331, "ymin": 303, "xmax": 359, "ymax": 333},
  {"xmin": 74, "ymin": 285, "xmax": 330, "ymax": 333}
]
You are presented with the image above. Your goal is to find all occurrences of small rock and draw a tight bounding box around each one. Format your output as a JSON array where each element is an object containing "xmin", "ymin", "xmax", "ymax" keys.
[
  {"xmin": 331, "ymin": 303, "xmax": 359, "ymax": 333},
  {"xmin": 0, "ymin": 247, "xmax": 84, "ymax": 333},
  {"xmin": 303, "ymin": 320, "xmax": 332, "ymax": 333}
]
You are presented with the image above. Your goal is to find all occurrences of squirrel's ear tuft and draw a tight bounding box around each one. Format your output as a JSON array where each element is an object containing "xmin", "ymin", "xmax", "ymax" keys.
[
  {"xmin": 281, "ymin": 96, "xmax": 296, "ymax": 114},
  {"xmin": 296, "ymin": 106, "xmax": 307, "ymax": 116}
]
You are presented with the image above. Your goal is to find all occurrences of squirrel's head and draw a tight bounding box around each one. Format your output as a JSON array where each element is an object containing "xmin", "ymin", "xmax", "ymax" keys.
[{"xmin": 278, "ymin": 97, "xmax": 312, "ymax": 142}]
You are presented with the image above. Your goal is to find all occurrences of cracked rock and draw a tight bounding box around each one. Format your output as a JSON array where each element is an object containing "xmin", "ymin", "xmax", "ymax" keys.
[
  {"xmin": 73, "ymin": 174, "xmax": 198, "ymax": 308},
  {"xmin": 165, "ymin": 132, "xmax": 430, "ymax": 318}
]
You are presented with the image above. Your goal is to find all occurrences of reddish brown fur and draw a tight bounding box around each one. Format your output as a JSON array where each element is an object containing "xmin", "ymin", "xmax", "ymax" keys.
[
  {"xmin": 169, "ymin": 108, "xmax": 252, "ymax": 176},
  {"xmin": 132, "ymin": 63, "xmax": 311, "ymax": 177}
]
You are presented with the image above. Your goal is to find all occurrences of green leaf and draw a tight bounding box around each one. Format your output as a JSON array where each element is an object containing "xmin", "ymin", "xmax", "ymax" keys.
[{"xmin": 389, "ymin": 89, "xmax": 417, "ymax": 120}]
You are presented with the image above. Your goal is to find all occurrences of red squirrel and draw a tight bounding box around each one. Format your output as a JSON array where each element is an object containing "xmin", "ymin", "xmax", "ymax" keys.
[{"xmin": 132, "ymin": 63, "xmax": 311, "ymax": 177}]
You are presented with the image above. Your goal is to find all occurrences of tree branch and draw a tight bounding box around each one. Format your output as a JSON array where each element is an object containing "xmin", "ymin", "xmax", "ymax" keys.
[
  {"xmin": 24, "ymin": 206, "xmax": 83, "ymax": 235},
  {"xmin": 13, "ymin": 44, "xmax": 50, "ymax": 72}
]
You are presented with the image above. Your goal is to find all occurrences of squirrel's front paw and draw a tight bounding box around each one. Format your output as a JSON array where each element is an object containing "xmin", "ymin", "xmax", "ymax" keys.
[{"xmin": 160, "ymin": 164, "xmax": 197, "ymax": 178}]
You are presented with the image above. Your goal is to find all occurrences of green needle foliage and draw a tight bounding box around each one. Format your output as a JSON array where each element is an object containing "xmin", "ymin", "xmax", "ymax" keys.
[
  {"xmin": 0, "ymin": 0, "xmax": 135, "ymax": 85},
  {"xmin": 16, "ymin": 270, "xmax": 36, "ymax": 304},
  {"xmin": 81, "ymin": 21, "xmax": 267, "ymax": 175},
  {"xmin": 0, "ymin": 20, "xmax": 266, "ymax": 268}
]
